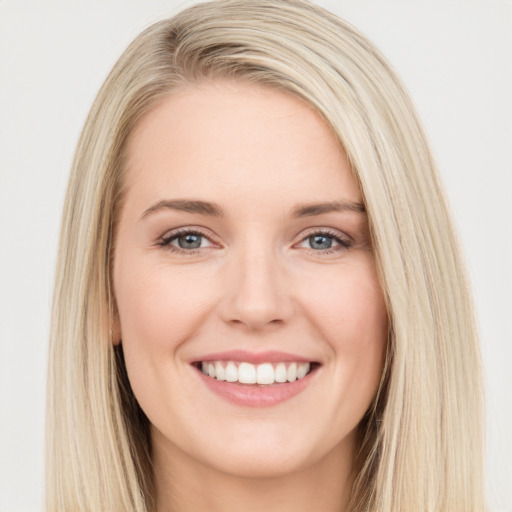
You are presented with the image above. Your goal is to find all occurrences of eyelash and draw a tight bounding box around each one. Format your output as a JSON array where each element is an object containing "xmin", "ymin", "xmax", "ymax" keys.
[
  {"xmin": 157, "ymin": 227, "xmax": 352, "ymax": 256},
  {"xmin": 297, "ymin": 229, "xmax": 353, "ymax": 254},
  {"xmin": 157, "ymin": 228, "xmax": 214, "ymax": 254}
]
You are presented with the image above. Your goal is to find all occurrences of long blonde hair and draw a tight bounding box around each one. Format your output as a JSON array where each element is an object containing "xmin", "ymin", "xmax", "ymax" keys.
[{"xmin": 46, "ymin": 1, "xmax": 485, "ymax": 510}]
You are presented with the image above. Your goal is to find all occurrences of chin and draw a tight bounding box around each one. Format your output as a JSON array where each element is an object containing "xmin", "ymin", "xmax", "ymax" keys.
[
  {"xmin": 193, "ymin": 425, "xmax": 332, "ymax": 479},
  {"xmin": 203, "ymin": 446, "xmax": 312, "ymax": 479}
]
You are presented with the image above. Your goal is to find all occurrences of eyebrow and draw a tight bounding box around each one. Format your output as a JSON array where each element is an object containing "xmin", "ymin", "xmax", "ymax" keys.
[
  {"xmin": 290, "ymin": 200, "xmax": 366, "ymax": 217},
  {"xmin": 141, "ymin": 199, "xmax": 224, "ymax": 219},
  {"xmin": 140, "ymin": 198, "xmax": 366, "ymax": 220}
]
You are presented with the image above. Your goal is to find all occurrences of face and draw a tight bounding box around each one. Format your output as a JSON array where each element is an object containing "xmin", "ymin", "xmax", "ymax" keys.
[{"xmin": 113, "ymin": 81, "xmax": 387, "ymax": 479}]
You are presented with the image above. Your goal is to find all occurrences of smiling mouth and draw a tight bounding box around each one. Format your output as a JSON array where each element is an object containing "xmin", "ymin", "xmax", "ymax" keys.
[{"xmin": 192, "ymin": 360, "xmax": 321, "ymax": 386}]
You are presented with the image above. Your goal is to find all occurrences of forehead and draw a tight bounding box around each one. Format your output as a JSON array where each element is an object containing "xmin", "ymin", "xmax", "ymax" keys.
[{"xmin": 122, "ymin": 80, "xmax": 361, "ymax": 213}]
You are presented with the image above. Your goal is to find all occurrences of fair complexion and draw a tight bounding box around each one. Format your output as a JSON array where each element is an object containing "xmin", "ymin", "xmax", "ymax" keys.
[{"xmin": 113, "ymin": 81, "xmax": 388, "ymax": 512}]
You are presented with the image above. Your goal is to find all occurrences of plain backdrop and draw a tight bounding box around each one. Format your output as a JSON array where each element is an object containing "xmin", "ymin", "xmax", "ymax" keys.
[{"xmin": 1, "ymin": 0, "xmax": 511, "ymax": 511}]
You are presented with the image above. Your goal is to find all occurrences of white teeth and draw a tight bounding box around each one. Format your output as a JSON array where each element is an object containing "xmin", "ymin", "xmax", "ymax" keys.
[
  {"xmin": 199, "ymin": 360, "xmax": 312, "ymax": 385},
  {"xmin": 297, "ymin": 363, "xmax": 309, "ymax": 379},
  {"xmin": 256, "ymin": 363, "xmax": 274, "ymax": 385},
  {"xmin": 225, "ymin": 361, "xmax": 238, "ymax": 382},
  {"xmin": 215, "ymin": 361, "xmax": 226, "ymax": 381},
  {"xmin": 275, "ymin": 363, "xmax": 287, "ymax": 383},
  {"xmin": 287, "ymin": 362, "xmax": 297, "ymax": 382},
  {"xmin": 238, "ymin": 362, "xmax": 256, "ymax": 384}
]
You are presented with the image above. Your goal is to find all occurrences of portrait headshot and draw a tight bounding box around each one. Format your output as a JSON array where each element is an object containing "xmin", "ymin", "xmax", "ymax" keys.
[{"xmin": 0, "ymin": 1, "xmax": 511, "ymax": 511}]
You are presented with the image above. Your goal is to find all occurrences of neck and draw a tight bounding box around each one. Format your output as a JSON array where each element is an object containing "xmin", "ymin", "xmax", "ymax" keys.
[{"xmin": 152, "ymin": 428, "xmax": 357, "ymax": 512}]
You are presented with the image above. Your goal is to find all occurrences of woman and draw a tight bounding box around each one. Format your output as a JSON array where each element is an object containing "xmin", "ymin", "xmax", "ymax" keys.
[{"xmin": 46, "ymin": 1, "xmax": 485, "ymax": 510}]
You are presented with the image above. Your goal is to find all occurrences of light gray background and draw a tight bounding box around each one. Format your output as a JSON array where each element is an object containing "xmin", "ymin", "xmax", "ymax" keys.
[{"xmin": 1, "ymin": 1, "xmax": 511, "ymax": 511}]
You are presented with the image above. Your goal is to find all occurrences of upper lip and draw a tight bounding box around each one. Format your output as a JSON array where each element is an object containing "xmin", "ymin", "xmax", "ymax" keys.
[{"xmin": 190, "ymin": 350, "xmax": 319, "ymax": 365}]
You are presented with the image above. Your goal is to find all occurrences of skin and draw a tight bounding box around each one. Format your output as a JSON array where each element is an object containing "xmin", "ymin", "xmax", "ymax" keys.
[{"xmin": 113, "ymin": 81, "xmax": 388, "ymax": 512}]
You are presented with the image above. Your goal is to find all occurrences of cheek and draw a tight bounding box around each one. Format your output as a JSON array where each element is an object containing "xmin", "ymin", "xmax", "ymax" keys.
[
  {"xmin": 114, "ymin": 258, "xmax": 214, "ymax": 354},
  {"xmin": 113, "ymin": 258, "xmax": 218, "ymax": 420},
  {"xmin": 301, "ymin": 261, "xmax": 388, "ymax": 399},
  {"xmin": 302, "ymin": 260, "xmax": 387, "ymax": 344}
]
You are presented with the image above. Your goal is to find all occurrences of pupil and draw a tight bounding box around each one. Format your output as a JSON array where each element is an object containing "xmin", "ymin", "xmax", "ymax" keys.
[
  {"xmin": 310, "ymin": 234, "xmax": 332, "ymax": 250},
  {"xmin": 178, "ymin": 234, "xmax": 201, "ymax": 249}
]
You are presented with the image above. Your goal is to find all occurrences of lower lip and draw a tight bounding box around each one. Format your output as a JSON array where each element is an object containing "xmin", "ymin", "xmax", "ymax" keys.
[{"xmin": 193, "ymin": 366, "xmax": 318, "ymax": 407}]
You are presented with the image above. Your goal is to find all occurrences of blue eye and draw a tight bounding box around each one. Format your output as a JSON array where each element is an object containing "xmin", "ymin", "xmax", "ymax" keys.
[
  {"xmin": 174, "ymin": 233, "xmax": 203, "ymax": 249},
  {"xmin": 308, "ymin": 234, "xmax": 335, "ymax": 250},
  {"xmin": 158, "ymin": 228, "xmax": 352, "ymax": 256},
  {"xmin": 298, "ymin": 230, "xmax": 351, "ymax": 253},
  {"xmin": 158, "ymin": 229, "xmax": 213, "ymax": 252}
]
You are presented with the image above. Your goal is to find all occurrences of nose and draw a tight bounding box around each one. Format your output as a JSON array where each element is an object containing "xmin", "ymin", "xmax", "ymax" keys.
[{"xmin": 218, "ymin": 245, "xmax": 294, "ymax": 331}]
